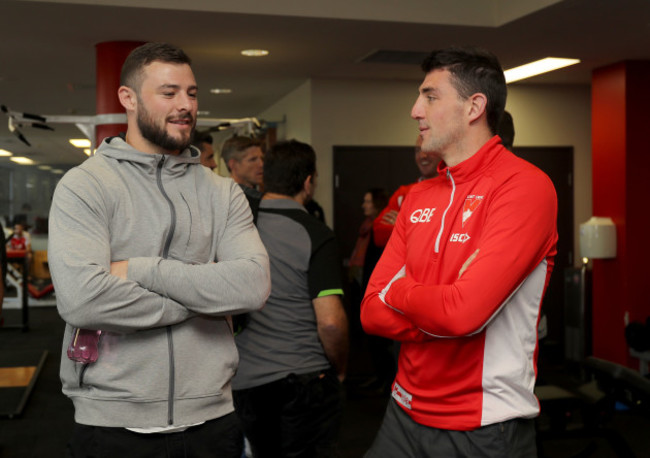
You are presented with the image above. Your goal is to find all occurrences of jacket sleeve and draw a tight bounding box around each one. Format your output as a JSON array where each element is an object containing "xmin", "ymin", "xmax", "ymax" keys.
[
  {"xmin": 126, "ymin": 181, "xmax": 270, "ymax": 317},
  {"xmin": 372, "ymin": 186, "xmax": 405, "ymax": 247},
  {"xmin": 361, "ymin": 201, "xmax": 433, "ymax": 342},
  {"xmin": 384, "ymin": 170, "xmax": 558, "ymax": 337},
  {"xmin": 49, "ymin": 169, "xmax": 195, "ymax": 333}
]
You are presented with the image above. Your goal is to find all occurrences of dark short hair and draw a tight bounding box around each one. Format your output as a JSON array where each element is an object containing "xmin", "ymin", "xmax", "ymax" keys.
[
  {"xmin": 497, "ymin": 110, "xmax": 515, "ymax": 150},
  {"xmin": 421, "ymin": 46, "xmax": 506, "ymax": 135},
  {"xmin": 263, "ymin": 140, "xmax": 316, "ymax": 197},
  {"xmin": 367, "ymin": 187, "xmax": 389, "ymax": 212},
  {"xmin": 221, "ymin": 135, "xmax": 263, "ymax": 171},
  {"xmin": 191, "ymin": 130, "xmax": 213, "ymax": 148},
  {"xmin": 120, "ymin": 42, "xmax": 191, "ymax": 91}
]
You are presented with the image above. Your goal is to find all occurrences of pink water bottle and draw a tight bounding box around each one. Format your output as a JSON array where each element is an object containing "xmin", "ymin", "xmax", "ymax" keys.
[{"xmin": 67, "ymin": 328, "xmax": 102, "ymax": 363}]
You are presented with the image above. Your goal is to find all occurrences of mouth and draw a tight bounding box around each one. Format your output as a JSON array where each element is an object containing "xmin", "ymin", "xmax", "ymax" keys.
[{"xmin": 168, "ymin": 115, "xmax": 194, "ymax": 128}]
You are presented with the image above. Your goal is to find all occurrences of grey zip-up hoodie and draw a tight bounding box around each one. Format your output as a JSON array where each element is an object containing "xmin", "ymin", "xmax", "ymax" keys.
[{"xmin": 48, "ymin": 136, "xmax": 270, "ymax": 428}]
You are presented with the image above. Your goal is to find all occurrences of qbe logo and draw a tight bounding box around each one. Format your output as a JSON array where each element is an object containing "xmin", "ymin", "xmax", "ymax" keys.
[{"xmin": 410, "ymin": 208, "xmax": 436, "ymax": 223}]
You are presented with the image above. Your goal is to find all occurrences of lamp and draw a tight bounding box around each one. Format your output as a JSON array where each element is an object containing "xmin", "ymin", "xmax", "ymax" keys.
[{"xmin": 580, "ymin": 217, "xmax": 617, "ymax": 260}]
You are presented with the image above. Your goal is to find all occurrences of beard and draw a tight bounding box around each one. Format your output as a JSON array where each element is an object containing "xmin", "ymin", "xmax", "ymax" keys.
[{"xmin": 136, "ymin": 99, "xmax": 195, "ymax": 153}]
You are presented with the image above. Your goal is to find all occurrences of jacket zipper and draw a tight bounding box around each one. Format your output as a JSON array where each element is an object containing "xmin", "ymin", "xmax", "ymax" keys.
[
  {"xmin": 435, "ymin": 169, "xmax": 456, "ymax": 253},
  {"xmin": 156, "ymin": 156, "xmax": 177, "ymax": 426}
]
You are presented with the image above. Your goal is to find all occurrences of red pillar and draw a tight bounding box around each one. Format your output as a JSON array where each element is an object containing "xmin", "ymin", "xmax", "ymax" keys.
[
  {"xmin": 95, "ymin": 41, "xmax": 144, "ymax": 147},
  {"xmin": 591, "ymin": 61, "xmax": 650, "ymax": 367}
]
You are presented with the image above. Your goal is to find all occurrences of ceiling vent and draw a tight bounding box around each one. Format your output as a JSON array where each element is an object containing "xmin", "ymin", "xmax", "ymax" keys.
[{"xmin": 358, "ymin": 50, "xmax": 430, "ymax": 65}]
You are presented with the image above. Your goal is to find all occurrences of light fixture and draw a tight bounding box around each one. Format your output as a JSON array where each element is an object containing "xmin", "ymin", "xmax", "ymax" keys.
[
  {"xmin": 10, "ymin": 156, "xmax": 35, "ymax": 165},
  {"xmin": 83, "ymin": 148, "xmax": 95, "ymax": 156},
  {"xmin": 38, "ymin": 165, "xmax": 52, "ymax": 170},
  {"xmin": 51, "ymin": 169, "xmax": 64, "ymax": 174},
  {"xmin": 210, "ymin": 88, "xmax": 232, "ymax": 94},
  {"xmin": 197, "ymin": 111, "xmax": 211, "ymax": 116},
  {"xmin": 580, "ymin": 217, "xmax": 616, "ymax": 260},
  {"xmin": 241, "ymin": 49, "xmax": 269, "ymax": 57},
  {"xmin": 69, "ymin": 138, "xmax": 91, "ymax": 148},
  {"xmin": 0, "ymin": 148, "xmax": 12, "ymax": 157},
  {"xmin": 504, "ymin": 58, "xmax": 580, "ymax": 84}
]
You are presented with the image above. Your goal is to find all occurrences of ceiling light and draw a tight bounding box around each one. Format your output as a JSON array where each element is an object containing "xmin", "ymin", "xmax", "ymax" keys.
[
  {"xmin": 10, "ymin": 156, "xmax": 35, "ymax": 165},
  {"xmin": 197, "ymin": 111, "xmax": 211, "ymax": 116},
  {"xmin": 38, "ymin": 165, "xmax": 52, "ymax": 170},
  {"xmin": 83, "ymin": 149, "xmax": 95, "ymax": 156},
  {"xmin": 504, "ymin": 58, "xmax": 580, "ymax": 83},
  {"xmin": 69, "ymin": 138, "xmax": 91, "ymax": 148},
  {"xmin": 241, "ymin": 49, "xmax": 269, "ymax": 57},
  {"xmin": 51, "ymin": 169, "xmax": 64, "ymax": 174},
  {"xmin": 0, "ymin": 148, "xmax": 13, "ymax": 157},
  {"xmin": 210, "ymin": 88, "xmax": 232, "ymax": 94}
]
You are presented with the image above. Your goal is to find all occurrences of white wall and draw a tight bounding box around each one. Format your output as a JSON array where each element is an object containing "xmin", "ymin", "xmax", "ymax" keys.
[
  {"xmin": 258, "ymin": 80, "xmax": 313, "ymax": 144},
  {"xmin": 258, "ymin": 78, "xmax": 592, "ymax": 263},
  {"xmin": 507, "ymin": 83, "xmax": 592, "ymax": 257}
]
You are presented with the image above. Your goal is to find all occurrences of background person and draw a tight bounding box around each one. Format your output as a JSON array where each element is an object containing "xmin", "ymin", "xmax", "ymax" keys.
[
  {"xmin": 233, "ymin": 140, "xmax": 349, "ymax": 458},
  {"xmin": 192, "ymin": 130, "xmax": 217, "ymax": 170},
  {"xmin": 372, "ymin": 135, "xmax": 439, "ymax": 248}
]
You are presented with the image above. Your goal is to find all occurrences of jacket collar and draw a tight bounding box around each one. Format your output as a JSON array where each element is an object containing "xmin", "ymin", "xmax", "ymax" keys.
[
  {"xmin": 437, "ymin": 135, "xmax": 505, "ymax": 184},
  {"xmin": 96, "ymin": 135, "xmax": 201, "ymax": 177}
]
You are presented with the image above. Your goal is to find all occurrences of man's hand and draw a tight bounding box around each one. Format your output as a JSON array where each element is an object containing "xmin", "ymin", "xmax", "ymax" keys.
[
  {"xmin": 458, "ymin": 249, "xmax": 479, "ymax": 279},
  {"xmin": 381, "ymin": 210, "xmax": 399, "ymax": 226},
  {"xmin": 110, "ymin": 260, "xmax": 129, "ymax": 280}
]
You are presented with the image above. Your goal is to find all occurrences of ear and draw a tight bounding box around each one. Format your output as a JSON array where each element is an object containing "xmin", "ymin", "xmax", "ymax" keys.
[
  {"xmin": 118, "ymin": 86, "xmax": 136, "ymax": 112},
  {"xmin": 227, "ymin": 158, "xmax": 238, "ymax": 173},
  {"xmin": 303, "ymin": 174, "xmax": 314, "ymax": 196},
  {"xmin": 467, "ymin": 93, "xmax": 487, "ymax": 124}
]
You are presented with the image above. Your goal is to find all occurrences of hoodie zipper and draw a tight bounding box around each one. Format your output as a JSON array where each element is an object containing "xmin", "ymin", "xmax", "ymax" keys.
[
  {"xmin": 435, "ymin": 169, "xmax": 456, "ymax": 253},
  {"xmin": 156, "ymin": 156, "xmax": 177, "ymax": 426}
]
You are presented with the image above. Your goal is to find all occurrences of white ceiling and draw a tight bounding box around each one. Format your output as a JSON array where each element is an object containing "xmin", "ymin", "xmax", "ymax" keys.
[{"xmin": 1, "ymin": 0, "xmax": 650, "ymax": 170}]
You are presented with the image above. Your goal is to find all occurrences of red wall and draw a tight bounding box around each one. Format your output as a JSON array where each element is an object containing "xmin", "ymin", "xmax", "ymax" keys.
[
  {"xmin": 95, "ymin": 41, "xmax": 144, "ymax": 146},
  {"xmin": 591, "ymin": 61, "xmax": 650, "ymax": 367}
]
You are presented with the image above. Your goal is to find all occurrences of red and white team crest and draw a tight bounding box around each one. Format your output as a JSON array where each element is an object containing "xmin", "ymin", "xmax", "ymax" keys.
[{"xmin": 462, "ymin": 195, "xmax": 483, "ymax": 226}]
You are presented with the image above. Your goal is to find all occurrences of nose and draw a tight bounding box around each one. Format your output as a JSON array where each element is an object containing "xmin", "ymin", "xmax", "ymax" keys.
[
  {"xmin": 411, "ymin": 97, "xmax": 423, "ymax": 120},
  {"xmin": 178, "ymin": 92, "xmax": 196, "ymax": 113}
]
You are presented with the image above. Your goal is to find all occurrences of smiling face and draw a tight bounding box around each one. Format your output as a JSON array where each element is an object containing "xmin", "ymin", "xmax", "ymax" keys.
[
  {"xmin": 411, "ymin": 68, "xmax": 467, "ymax": 162},
  {"xmin": 130, "ymin": 61, "xmax": 198, "ymax": 155}
]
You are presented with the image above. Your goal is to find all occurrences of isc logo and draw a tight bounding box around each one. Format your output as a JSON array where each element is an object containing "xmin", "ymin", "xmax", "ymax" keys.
[
  {"xmin": 449, "ymin": 233, "xmax": 471, "ymax": 243},
  {"xmin": 410, "ymin": 208, "xmax": 436, "ymax": 223}
]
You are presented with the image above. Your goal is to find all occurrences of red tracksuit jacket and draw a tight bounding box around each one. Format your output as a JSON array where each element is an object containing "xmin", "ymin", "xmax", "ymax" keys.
[{"xmin": 361, "ymin": 136, "xmax": 558, "ymax": 431}]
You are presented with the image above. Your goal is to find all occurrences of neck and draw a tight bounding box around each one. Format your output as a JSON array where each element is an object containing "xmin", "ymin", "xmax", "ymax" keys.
[
  {"xmin": 263, "ymin": 191, "xmax": 304, "ymax": 204},
  {"xmin": 441, "ymin": 130, "xmax": 493, "ymax": 167}
]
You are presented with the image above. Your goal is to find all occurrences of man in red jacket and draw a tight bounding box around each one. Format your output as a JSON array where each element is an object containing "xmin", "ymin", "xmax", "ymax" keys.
[
  {"xmin": 361, "ymin": 46, "xmax": 557, "ymax": 457},
  {"xmin": 372, "ymin": 135, "xmax": 439, "ymax": 248}
]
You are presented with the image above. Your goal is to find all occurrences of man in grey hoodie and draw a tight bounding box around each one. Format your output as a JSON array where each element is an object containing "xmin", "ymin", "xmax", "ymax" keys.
[{"xmin": 48, "ymin": 42, "xmax": 270, "ymax": 457}]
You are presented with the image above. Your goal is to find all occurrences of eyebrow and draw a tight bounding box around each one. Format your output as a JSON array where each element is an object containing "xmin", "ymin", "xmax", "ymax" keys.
[
  {"xmin": 420, "ymin": 86, "xmax": 439, "ymax": 95},
  {"xmin": 158, "ymin": 84, "xmax": 198, "ymax": 92}
]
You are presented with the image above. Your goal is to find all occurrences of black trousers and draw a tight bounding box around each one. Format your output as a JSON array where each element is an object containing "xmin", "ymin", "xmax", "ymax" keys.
[
  {"xmin": 66, "ymin": 412, "xmax": 243, "ymax": 458},
  {"xmin": 233, "ymin": 369, "xmax": 344, "ymax": 458},
  {"xmin": 365, "ymin": 399, "xmax": 537, "ymax": 458}
]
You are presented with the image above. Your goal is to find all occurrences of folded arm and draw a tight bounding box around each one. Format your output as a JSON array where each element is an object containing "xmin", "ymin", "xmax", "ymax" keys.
[{"xmin": 385, "ymin": 173, "xmax": 557, "ymax": 337}]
